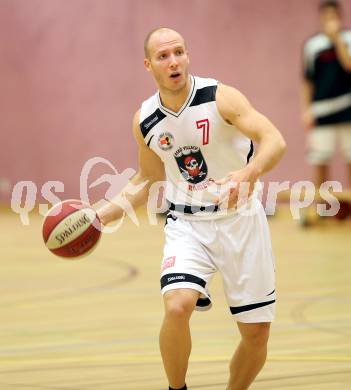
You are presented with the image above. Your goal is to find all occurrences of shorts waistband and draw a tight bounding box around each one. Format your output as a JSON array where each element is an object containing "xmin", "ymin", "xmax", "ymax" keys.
[{"xmin": 167, "ymin": 201, "xmax": 219, "ymax": 214}]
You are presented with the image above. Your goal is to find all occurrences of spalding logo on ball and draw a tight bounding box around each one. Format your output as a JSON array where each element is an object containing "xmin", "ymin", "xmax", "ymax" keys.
[{"xmin": 42, "ymin": 199, "xmax": 101, "ymax": 258}]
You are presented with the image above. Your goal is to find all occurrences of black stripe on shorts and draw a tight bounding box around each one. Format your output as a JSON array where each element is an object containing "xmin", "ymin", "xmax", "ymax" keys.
[
  {"xmin": 196, "ymin": 297, "xmax": 211, "ymax": 307},
  {"xmin": 161, "ymin": 273, "xmax": 206, "ymax": 290},
  {"xmin": 230, "ymin": 299, "xmax": 275, "ymax": 315}
]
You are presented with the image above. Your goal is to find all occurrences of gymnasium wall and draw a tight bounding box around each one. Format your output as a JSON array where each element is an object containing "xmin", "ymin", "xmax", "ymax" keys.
[{"xmin": 1, "ymin": 0, "xmax": 351, "ymax": 203}]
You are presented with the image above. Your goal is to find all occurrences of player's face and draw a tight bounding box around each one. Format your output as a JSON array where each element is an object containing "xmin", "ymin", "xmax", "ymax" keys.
[
  {"xmin": 144, "ymin": 32, "xmax": 190, "ymax": 92},
  {"xmin": 320, "ymin": 6, "xmax": 341, "ymax": 27}
]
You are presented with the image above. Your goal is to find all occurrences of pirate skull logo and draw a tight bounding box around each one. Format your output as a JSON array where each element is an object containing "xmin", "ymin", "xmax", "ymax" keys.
[
  {"xmin": 174, "ymin": 146, "xmax": 208, "ymax": 184},
  {"xmin": 184, "ymin": 156, "xmax": 200, "ymax": 177}
]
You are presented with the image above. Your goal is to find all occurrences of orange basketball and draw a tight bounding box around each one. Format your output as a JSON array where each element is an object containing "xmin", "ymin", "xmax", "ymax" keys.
[{"xmin": 42, "ymin": 199, "xmax": 101, "ymax": 258}]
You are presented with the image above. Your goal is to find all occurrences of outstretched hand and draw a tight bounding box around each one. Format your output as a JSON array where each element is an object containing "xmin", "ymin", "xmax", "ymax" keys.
[{"xmin": 214, "ymin": 166, "xmax": 259, "ymax": 209}]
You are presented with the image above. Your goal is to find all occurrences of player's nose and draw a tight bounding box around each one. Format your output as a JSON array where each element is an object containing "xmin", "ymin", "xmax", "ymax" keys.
[{"xmin": 169, "ymin": 54, "xmax": 178, "ymax": 68}]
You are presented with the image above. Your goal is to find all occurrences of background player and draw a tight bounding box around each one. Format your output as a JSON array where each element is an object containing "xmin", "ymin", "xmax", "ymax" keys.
[
  {"xmin": 98, "ymin": 28, "xmax": 286, "ymax": 390},
  {"xmin": 302, "ymin": 0, "xmax": 351, "ymax": 189}
]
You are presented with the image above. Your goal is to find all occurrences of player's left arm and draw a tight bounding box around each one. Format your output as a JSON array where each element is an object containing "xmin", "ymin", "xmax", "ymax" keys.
[
  {"xmin": 324, "ymin": 20, "xmax": 351, "ymax": 72},
  {"xmin": 332, "ymin": 36, "xmax": 351, "ymax": 71},
  {"xmin": 215, "ymin": 83, "xmax": 286, "ymax": 204}
]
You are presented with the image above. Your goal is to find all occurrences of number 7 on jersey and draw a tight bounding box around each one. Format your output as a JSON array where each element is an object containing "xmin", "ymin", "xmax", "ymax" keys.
[{"xmin": 196, "ymin": 119, "xmax": 210, "ymax": 145}]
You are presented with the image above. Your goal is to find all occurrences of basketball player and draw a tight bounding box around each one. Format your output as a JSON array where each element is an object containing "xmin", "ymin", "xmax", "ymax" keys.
[
  {"xmin": 97, "ymin": 28, "xmax": 286, "ymax": 390},
  {"xmin": 302, "ymin": 0, "xmax": 351, "ymax": 188}
]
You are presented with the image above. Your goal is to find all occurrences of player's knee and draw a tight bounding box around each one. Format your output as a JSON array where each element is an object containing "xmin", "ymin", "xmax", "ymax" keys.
[
  {"xmin": 164, "ymin": 295, "xmax": 196, "ymax": 321},
  {"xmin": 166, "ymin": 306, "xmax": 188, "ymax": 322},
  {"xmin": 241, "ymin": 323, "xmax": 270, "ymax": 349}
]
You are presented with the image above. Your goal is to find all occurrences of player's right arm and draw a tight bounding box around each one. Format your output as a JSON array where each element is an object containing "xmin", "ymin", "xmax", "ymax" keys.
[
  {"xmin": 301, "ymin": 78, "xmax": 315, "ymax": 131},
  {"xmin": 97, "ymin": 110, "xmax": 165, "ymax": 225},
  {"xmin": 301, "ymin": 38, "xmax": 316, "ymax": 131}
]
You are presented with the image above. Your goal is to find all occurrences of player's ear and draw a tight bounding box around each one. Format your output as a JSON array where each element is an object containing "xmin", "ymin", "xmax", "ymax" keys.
[{"xmin": 144, "ymin": 58, "xmax": 152, "ymax": 72}]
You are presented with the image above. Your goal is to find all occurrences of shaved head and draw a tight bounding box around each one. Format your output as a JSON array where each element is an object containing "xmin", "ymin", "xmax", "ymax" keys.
[
  {"xmin": 144, "ymin": 27, "xmax": 186, "ymax": 58},
  {"xmin": 143, "ymin": 27, "xmax": 190, "ymax": 94}
]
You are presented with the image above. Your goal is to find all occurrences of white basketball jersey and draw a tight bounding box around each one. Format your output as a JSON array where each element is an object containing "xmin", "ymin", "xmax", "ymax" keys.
[{"xmin": 139, "ymin": 75, "xmax": 254, "ymax": 219}]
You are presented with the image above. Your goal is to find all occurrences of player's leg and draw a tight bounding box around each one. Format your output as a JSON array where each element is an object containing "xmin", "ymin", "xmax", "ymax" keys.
[
  {"xmin": 314, "ymin": 164, "xmax": 329, "ymax": 189},
  {"xmin": 307, "ymin": 126, "xmax": 335, "ymax": 188},
  {"xmin": 159, "ymin": 288, "xmax": 200, "ymax": 389},
  {"xmin": 160, "ymin": 214, "xmax": 216, "ymax": 389},
  {"xmin": 227, "ymin": 322, "xmax": 270, "ymax": 390},
  {"xmin": 217, "ymin": 200, "xmax": 276, "ymax": 389},
  {"xmin": 339, "ymin": 124, "xmax": 351, "ymax": 187}
]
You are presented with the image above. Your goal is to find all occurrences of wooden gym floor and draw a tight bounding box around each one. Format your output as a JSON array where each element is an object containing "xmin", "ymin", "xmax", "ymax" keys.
[{"xmin": 0, "ymin": 206, "xmax": 350, "ymax": 389}]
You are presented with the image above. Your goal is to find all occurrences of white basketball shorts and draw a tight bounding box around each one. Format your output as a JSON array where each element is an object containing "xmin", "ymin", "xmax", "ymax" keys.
[
  {"xmin": 160, "ymin": 200, "xmax": 276, "ymax": 323},
  {"xmin": 307, "ymin": 124, "xmax": 351, "ymax": 164}
]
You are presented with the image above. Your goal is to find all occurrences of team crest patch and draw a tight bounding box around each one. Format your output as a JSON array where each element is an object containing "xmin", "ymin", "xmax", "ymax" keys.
[
  {"xmin": 158, "ymin": 132, "xmax": 174, "ymax": 150},
  {"xmin": 161, "ymin": 256, "xmax": 176, "ymax": 272},
  {"xmin": 174, "ymin": 146, "xmax": 208, "ymax": 184}
]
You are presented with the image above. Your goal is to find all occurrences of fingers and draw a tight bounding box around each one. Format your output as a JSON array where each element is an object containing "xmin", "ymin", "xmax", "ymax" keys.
[
  {"xmin": 214, "ymin": 179, "xmax": 239, "ymax": 209},
  {"xmin": 228, "ymin": 186, "xmax": 239, "ymax": 209},
  {"xmin": 213, "ymin": 168, "xmax": 258, "ymax": 209},
  {"xmin": 214, "ymin": 180, "xmax": 254, "ymax": 209},
  {"xmin": 214, "ymin": 175, "xmax": 231, "ymax": 185},
  {"xmin": 213, "ymin": 175, "xmax": 235, "ymax": 206}
]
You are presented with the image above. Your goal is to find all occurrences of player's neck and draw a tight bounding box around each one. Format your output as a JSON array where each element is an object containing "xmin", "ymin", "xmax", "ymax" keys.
[{"xmin": 159, "ymin": 75, "xmax": 192, "ymax": 113}]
